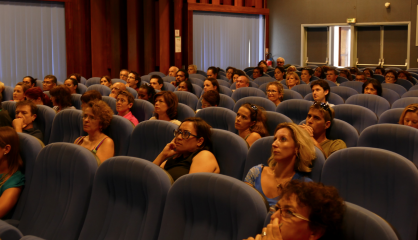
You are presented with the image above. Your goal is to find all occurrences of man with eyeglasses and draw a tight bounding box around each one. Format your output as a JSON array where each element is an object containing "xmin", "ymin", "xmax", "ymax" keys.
[
  {"xmin": 42, "ymin": 75, "xmax": 57, "ymax": 91},
  {"xmin": 109, "ymin": 82, "xmax": 126, "ymax": 99},
  {"xmin": 246, "ymin": 181, "xmax": 345, "ymax": 240},
  {"xmin": 119, "ymin": 69, "xmax": 129, "ymax": 81},
  {"xmin": 276, "ymin": 57, "xmax": 285, "ymax": 68},
  {"xmin": 355, "ymin": 72, "xmax": 367, "ymax": 83}
]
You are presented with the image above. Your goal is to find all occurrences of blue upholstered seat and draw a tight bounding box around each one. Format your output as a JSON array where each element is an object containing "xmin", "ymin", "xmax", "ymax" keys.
[
  {"xmin": 304, "ymin": 92, "xmax": 344, "ymax": 105},
  {"xmin": 402, "ymin": 90, "xmax": 418, "ymax": 98},
  {"xmin": 102, "ymin": 96, "xmax": 117, "ymax": 114},
  {"xmin": 86, "ymin": 77, "xmax": 101, "ymax": 87},
  {"xmin": 381, "ymin": 88, "xmax": 400, "ymax": 105},
  {"xmin": 392, "ymin": 97, "xmax": 418, "ymax": 108},
  {"xmin": 34, "ymin": 105, "xmax": 56, "ymax": 144},
  {"xmin": 264, "ymin": 111, "xmax": 292, "ymax": 136},
  {"xmin": 276, "ymin": 99, "xmax": 311, "ymax": 124},
  {"xmin": 340, "ymin": 81, "xmax": 363, "ymax": 93},
  {"xmin": 196, "ymin": 107, "xmax": 236, "ymax": 133},
  {"xmin": 174, "ymin": 91, "xmax": 199, "ymax": 111},
  {"xmin": 233, "ymin": 96, "xmax": 277, "ymax": 112},
  {"xmin": 291, "ymin": 84, "xmax": 312, "ymax": 97},
  {"xmin": 330, "ymin": 86, "xmax": 358, "ymax": 101},
  {"xmin": 49, "ymin": 109, "xmax": 84, "ymax": 143},
  {"xmin": 86, "ymin": 84, "xmax": 111, "ymax": 96},
  {"xmin": 231, "ymin": 87, "xmax": 266, "ymax": 102},
  {"xmin": 345, "ymin": 94, "xmax": 390, "ymax": 117},
  {"xmin": 148, "ymin": 71, "xmax": 165, "ymax": 77},
  {"xmin": 378, "ymin": 108, "xmax": 404, "ymax": 124},
  {"xmin": 131, "ymin": 99, "xmax": 154, "ymax": 124},
  {"xmin": 333, "ymin": 104, "xmax": 377, "ymax": 134}
]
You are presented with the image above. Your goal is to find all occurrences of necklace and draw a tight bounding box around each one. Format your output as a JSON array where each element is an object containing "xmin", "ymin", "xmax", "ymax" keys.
[{"xmin": 273, "ymin": 174, "xmax": 295, "ymax": 190}]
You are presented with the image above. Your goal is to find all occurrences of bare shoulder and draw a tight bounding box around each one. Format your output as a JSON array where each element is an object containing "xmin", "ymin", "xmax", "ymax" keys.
[
  {"xmin": 102, "ymin": 137, "xmax": 114, "ymax": 146},
  {"xmin": 194, "ymin": 150, "xmax": 216, "ymax": 160}
]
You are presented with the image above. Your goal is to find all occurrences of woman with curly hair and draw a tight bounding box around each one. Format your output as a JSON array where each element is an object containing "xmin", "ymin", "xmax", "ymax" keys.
[
  {"xmin": 74, "ymin": 100, "xmax": 114, "ymax": 164},
  {"xmin": 235, "ymin": 103, "xmax": 269, "ymax": 148}
]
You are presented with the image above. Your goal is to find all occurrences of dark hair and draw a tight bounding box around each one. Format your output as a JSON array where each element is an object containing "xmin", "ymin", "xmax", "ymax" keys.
[
  {"xmin": 101, "ymin": 76, "xmax": 112, "ymax": 86},
  {"xmin": 69, "ymin": 73, "xmax": 81, "ymax": 83},
  {"xmin": 65, "ymin": 78, "xmax": 78, "ymax": 88},
  {"xmin": 50, "ymin": 85, "xmax": 73, "ymax": 109},
  {"xmin": 139, "ymin": 84, "xmax": 156, "ymax": 104},
  {"xmin": 280, "ymin": 181, "xmax": 345, "ymax": 239},
  {"xmin": 301, "ymin": 68, "xmax": 313, "ymax": 82},
  {"xmin": 362, "ymin": 78, "xmax": 382, "ymax": 96},
  {"xmin": 204, "ymin": 78, "xmax": 220, "ymax": 93},
  {"xmin": 314, "ymin": 67, "xmax": 326, "ymax": 79},
  {"xmin": 179, "ymin": 80, "xmax": 195, "ymax": 94},
  {"xmin": 177, "ymin": 69, "xmax": 189, "ymax": 81},
  {"xmin": 150, "ymin": 75, "xmax": 164, "ymax": 85},
  {"xmin": 398, "ymin": 70, "xmax": 413, "ymax": 83},
  {"xmin": 339, "ymin": 69, "xmax": 352, "ymax": 81},
  {"xmin": 82, "ymin": 100, "xmax": 114, "ymax": 130},
  {"xmin": 275, "ymin": 66, "xmax": 285, "ymax": 74},
  {"xmin": 154, "ymin": 91, "xmax": 178, "ymax": 120},
  {"xmin": 385, "ymin": 70, "xmax": 398, "ymax": 81},
  {"xmin": 15, "ymin": 82, "xmax": 30, "ymax": 95},
  {"xmin": 327, "ymin": 68, "xmax": 338, "ymax": 75},
  {"xmin": 309, "ymin": 102, "xmax": 334, "ymax": 123},
  {"xmin": 180, "ymin": 117, "xmax": 213, "ymax": 151},
  {"xmin": 253, "ymin": 67, "xmax": 264, "ymax": 77},
  {"xmin": 0, "ymin": 127, "xmax": 23, "ymax": 176},
  {"xmin": 117, "ymin": 90, "xmax": 135, "ymax": 105},
  {"xmin": 81, "ymin": 90, "xmax": 102, "ymax": 103},
  {"xmin": 240, "ymin": 103, "xmax": 269, "ymax": 137},
  {"xmin": 16, "ymin": 100, "xmax": 38, "ymax": 116},
  {"xmin": 363, "ymin": 68, "xmax": 374, "ymax": 78},
  {"xmin": 23, "ymin": 76, "xmax": 37, "ymax": 86},
  {"xmin": 207, "ymin": 66, "xmax": 220, "ymax": 78},
  {"xmin": 226, "ymin": 66, "xmax": 235, "ymax": 72},
  {"xmin": 310, "ymin": 79, "xmax": 331, "ymax": 101},
  {"xmin": 355, "ymin": 72, "xmax": 367, "ymax": 80},
  {"xmin": 202, "ymin": 90, "xmax": 220, "ymax": 106},
  {"xmin": 349, "ymin": 67, "xmax": 359, "ymax": 75},
  {"xmin": 44, "ymin": 75, "xmax": 57, "ymax": 84},
  {"xmin": 24, "ymin": 87, "xmax": 52, "ymax": 107},
  {"xmin": 374, "ymin": 66, "xmax": 385, "ymax": 75},
  {"xmin": 129, "ymin": 71, "xmax": 141, "ymax": 88}
]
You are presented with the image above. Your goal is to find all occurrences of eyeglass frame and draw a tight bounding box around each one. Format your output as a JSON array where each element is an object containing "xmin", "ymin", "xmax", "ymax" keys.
[{"xmin": 173, "ymin": 129, "xmax": 199, "ymax": 139}]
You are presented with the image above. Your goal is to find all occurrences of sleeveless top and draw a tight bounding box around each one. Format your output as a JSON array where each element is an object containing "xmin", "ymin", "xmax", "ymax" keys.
[
  {"xmin": 74, "ymin": 136, "xmax": 108, "ymax": 166},
  {"xmin": 164, "ymin": 149, "xmax": 204, "ymax": 181},
  {"xmin": 244, "ymin": 133, "xmax": 251, "ymax": 149}
]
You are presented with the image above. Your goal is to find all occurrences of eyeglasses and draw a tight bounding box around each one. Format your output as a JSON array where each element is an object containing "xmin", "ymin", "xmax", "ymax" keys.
[
  {"xmin": 313, "ymin": 101, "xmax": 331, "ymax": 115},
  {"xmin": 82, "ymin": 114, "xmax": 96, "ymax": 120},
  {"xmin": 266, "ymin": 90, "xmax": 278, "ymax": 93},
  {"xmin": 174, "ymin": 129, "xmax": 198, "ymax": 139},
  {"xmin": 273, "ymin": 207, "xmax": 310, "ymax": 222}
]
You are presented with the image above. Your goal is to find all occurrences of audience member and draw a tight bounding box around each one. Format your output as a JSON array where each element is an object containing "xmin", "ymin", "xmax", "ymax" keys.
[
  {"xmin": 119, "ymin": 69, "xmax": 129, "ymax": 81},
  {"xmin": 244, "ymin": 122, "xmax": 315, "ymax": 206},
  {"xmin": 50, "ymin": 85, "xmax": 75, "ymax": 113},
  {"xmin": 258, "ymin": 60, "xmax": 268, "ymax": 73},
  {"xmin": 226, "ymin": 66, "xmax": 235, "ymax": 80},
  {"xmin": 235, "ymin": 103, "xmax": 268, "ymax": 148},
  {"xmin": 276, "ymin": 57, "xmax": 285, "ymax": 67},
  {"xmin": 75, "ymin": 100, "xmax": 114, "ymax": 164},
  {"xmin": 252, "ymin": 67, "xmax": 264, "ymax": 79},
  {"xmin": 116, "ymin": 90, "xmax": 138, "ymax": 126},
  {"xmin": 363, "ymin": 68, "xmax": 374, "ymax": 79},
  {"xmin": 126, "ymin": 71, "xmax": 141, "ymax": 91},
  {"xmin": 355, "ymin": 72, "xmax": 367, "ymax": 83},
  {"xmin": 362, "ymin": 78, "xmax": 382, "ymax": 96},
  {"xmin": 153, "ymin": 117, "xmax": 220, "ymax": 181},
  {"xmin": 100, "ymin": 76, "xmax": 112, "ymax": 88},
  {"xmin": 398, "ymin": 70, "xmax": 413, "ymax": 84},
  {"xmin": 267, "ymin": 82, "xmax": 284, "ymax": 107},
  {"xmin": 349, "ymin": 66, "xmax": 359, "ymax": 75},
  {"xmin": 232, "ymin": 70, "xmax": 245, "ymax": 83},
  {"xmin": 374, "ymin": 66, "xmax": 385, "ymax": 75},
  {"xmin": 326, "ymin": 69, "xmax": 339, "ymax": 86},
  {"xmin": 150, "ymin": 91, "xmax": 181, "ymax": 125},
  {"xmin": 384, "ymin": 70, "xmax": 398, "ymax": 84},
  {"xmin": 339, "ymin": 69, "xmax": 352, "ymax": 81},
  {"xmin": 300, "ymin": 102, "xmax": 346, "ymax": 158},
  {"xmin": 22, "ymin": 76, "xmax": 36, "ymax": 88},
  {"xmin": 13, "ymin": 100, "xmax": 43, "ymax": 142},
  {"xmin": 246, "ymin": 181, "xmax": 345, "ymax": 240},
  {"xmin": 69, "ymin": 73, "xmax": 81, "ymax": 83},
  {"xmin": 137, "ymin": 84, "xmax": 156, "ymax": 104},
  {"xmin": 286, "ymin": 65, "xmax": 296, "ymax": 75},
  {"xmin": 109, "ymin": 82, "xmax": 126, "ymax": 99},
  {"xmin": 187, "ymin": 64, "xmax": 197, "ymax": 74},
  {"xmin": 286, "ymin": 72, "xmax": 300, "ymax": 90},
  {"xmin": 25, "ymin": 87, "xmax": 52, "ymax": 107},
  {"xmin": 0, "ymin": 126, "xmax": 25, "ymax": 219},
  {"xmin": 236, "ymin": 75, "xmax": 250, "ymax": 89},
  {"xmin": 64, "ymin": 78, "xmax": 78, "ymax": 94},
  {"xmin": 42, "ymin": 75, "xmax": 57, "ymax": 91},
  {"xmin": 274, "ymin": 66, "xmax": 285, "ymax": 81},
  {"xmin": 13, "ymin": 82, "xmax": 29, "ymax": 102},
  {"xmin": 0, "ymin": 94, "xmax": 12, "ymax": 127},
  {"xmin": 168, "ymin": 66, "xmax": 179, "ymax": 77},
  {"xmin": 399, "ymin": 104, "xmax": 418, "ymax": 129},
  {"xmin": 312, "ymin": 80, "xmax": 333, "ymax": 106},
  {"xmin": 207, "ymin": 66, "xmax": 220, "ymax": 79},
  {"xmin": 300, "ymin": 68, "xmax": 313, "ymax": 84},
  {"xmin": 314, "ymin": 67, "xmax": 325, "ymax": 79},
  {"xmin": 80, "ymin": 90, "xmax": 102, "ymax": 109},
  {"xmin": 203, "ymin": 78, "xmax": 219, "ymax": 93},
  {"xmin": 0, "ymin": 82, "xmax": 4, "ymax": 94},
  {"xmin": 178, "ymin": 80, "xmax": 195, "ymax": 94},
  {"xmin": 201, "ymin": 90, "xmax": 220, "ymax": 109},
  {"xmin": 171, "ymin": 69, "xmax": 188, "ymax": 87},
  {"xmin": 150, "ymin": 75, "xmax": 164, "ymax": 92}
]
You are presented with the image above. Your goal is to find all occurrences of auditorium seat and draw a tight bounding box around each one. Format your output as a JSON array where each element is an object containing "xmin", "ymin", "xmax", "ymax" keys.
[
  {"xmin": 49, "ymin": 109, "xmax": 84, "ymax": 144},
  {"xmin": 0, "ymin": 143, "xmax": 98, "ymax": 240},
  {"xmin": 111, "ymin": 78, "xmax": 127, "ymax": 85},
  {"xmin": 102, "ymin": 96, "xmax": 117, "ymax": 114},
  {"xmin": 396, "ymin": 79, "xmax": 413, "ymax": 90},
  {"xmin": 1, "ymin": 101, "xmax": 16, "ymax": 119},
  {"xmin": 177, "ymin": 103, "xmax": 195, "ymax": 121},
  {"xmin": 148, "ymin": 71, "xmax": 165, "ymax": 77},
  {"xmin": 196, "ymin": 94, "xmax": 235, "ymax": 110},
  {"xmin": 291, "ymin": 84, "xmax": 312, "ymax": 97},
  {"xmin": 102, "ymin": 115, "xmax": 133, "ymax": 156},
  {"xmin": 71, "ymin": 94, "xmax": 82, "ymax": 110},
  {"xmin": 217, "ymin": 79, "xmax": 231, "ymax": 87},
  {"xmin": 276, "ymin": 99, "xmax": 311, "ymax": 124},
  {"xmin": 162, "ymin": 76, "xmax": 175, "ymax": 83},
  {"xmin": 86, "ymin": 77, "xmax": 101, "ymax": 87},
  {"xmin": 253, "ymin": 76, "xmax": 275, "ymax": 86},
  {"xmin": 402, "ymin": 90, "xmax": 418, "ymax": 98},
  {"xmin": 336, "ymin": 76, "xmax": 349, "ymax": 84},
  {"xmin": 340, "ymin": 81, "xmax": 363, "ymax": 93},
  {"xmin": 373, "ymin": 74, "xmax": 385, "ymax": 83},
  {"xmin": 283, "ymin": 89, "xmax": 303, "ymax": 101},
  {"xmin": 196, "ymin": 107, "xmax": 236, "ymax": 133},
  {"xmin": 243, "ymin": 136, "xmax": 325, "ymax": 183},
  {"xmin": 392, "ymin": 97, "xmax": 418, "ymax": 108},
  {"xmin": 174, "ymin": 91, "xmax": 199, "ymax": 111},
  {"xmin": 3, "ymin": 86, "xmax": 13, "ymax": 101},
  {"xmin": 219, "ymin": 85, "xmax": 233, "ymax": 96},
  {"xmin": 233, "ymin": 96, "xmax": 277, "ymax": 112},
  {"xmin": 330, "ymin": 86, "xmax": 358, "ymax": 101},
  {"xmin": 333, "ymin": 105, "xmax": 378, "ymax": 134},
  {"xmin": 231, "ymin": 87, "xmax": 266, "ymax": 102},
  {"xmin": 35, "ymin": 80, "xmax": 43, "ymax": 90},
  {"xmin": 86, "ymin": 84, "xmax": 111, "ymax": 96},
  {"xmin": 78, "ymin": 157, "xmax": 171, "ymax": 240},
  {"xmin": 264, "ymin": 111, "xmax": 292, "ymax": 136},
  {"xmin": 141, "ymin": 75, "xmax": 151, "ymax": 83},
  {"xmin": 196, "ymin": 70, "xmax": 207, "ymax": 77},
  {"xmin": 259, "ymin": 82, "xmax": 288, "ymax": 94},
  {"xmin": 34, "ymin": 105, "xmax": 56, "ymax": 144},
  {"xmin": 157, "ymin": 173, "xmax": 267, "ymax": 240},
  {"xmin": 131, "ymin": 99, "xmax": 154, "ymax": 124},
  {"xmin": 80, "ymin": 76, "xmax": 87, "ymax": 85},
  {"xmin": 189, "ymin": 77, "xmax": 203, "ymax": 88},
  {"xmin": 321, "ymin": 147, "xmax": 418, "ymax": 240},
  {"xmin": 345, "ymin": 94, "xmax": 390, "ymax": 117},
  {"xmin": 410, "ymin": 85, "xmax": 418, "ymax": 91},
  {"xmin": 378, "ymin": 108, "xmax": 404, "ymax": 124},
  {"xmin": 163, "ymin": 82, "xmax": 175, "ymax": 92},
  {"xmin": 126, "ymin": 86, "xmax": 138, "ymax": 98},
  {"xmin": 189, "ymin": 73, "xmax": 206, "ymax": 81},
  {"xmin": 325, "ymin": 80, "xmax": 337, "ymax": 87},
  {"xmin": 382, "ymin": 83, "xmax": 407, "ymax": 97},
  {"xmin": 304, "ymin": 92, "xmax": 344, "ymax": 105},
  {"xmin": 381, "ymin": 88, "xmax": 400, "ymax": 105},
  {"xmin": 192, "ymin": 84, "xmax": 203, "ymax": 97},
  {"xmin": 76, "ymin": 83, "xmax": 87, "ymax": 95}
]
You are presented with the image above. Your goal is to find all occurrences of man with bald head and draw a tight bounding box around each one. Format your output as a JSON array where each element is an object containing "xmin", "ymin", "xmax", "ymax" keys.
[
  {"xmin": 168, "ymin": 66, "xmax": 179, "ymax": 77},
  {"xmin": 109, "ymin": 82, "xmax": 126, "ymax": 99},
  {"xmin": 119, "ymin": 69, "xmax": 129, "ymax": 81},
  {"xmin": 235, "ymin": 75, "xmax": 250, "ymax": 90}
]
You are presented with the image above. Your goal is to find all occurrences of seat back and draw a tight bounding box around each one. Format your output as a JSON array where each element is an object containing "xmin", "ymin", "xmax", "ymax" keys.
[
  {"xmin": 49, "ymin": 109, "xmax": 84, "ymax": 143},
  {"xmin": 34, "ymin": 105, "xmax": 56, "ymax": 144},
  {"xmin": 162, "ymin": 76, "xmax": 175, "ymax": 83},
  {"xmin": 78, "ymin": 157, "xmax": 172, "ymax": 240},
  {"xmin": 128, "ymin": 120, "xmax": 178, "ymax": 161},
  {"xmin": 231, "ymin": 87, "xmax": 266, "ymax": 102},
  {"xmin": 102, "ymin": 115, "xmax": 133, "ymax": 156},
  {"xmin": 163, "ymin": 82, "xmax": 175, "ymax": 92},
  {"xmin": 192, "ymin": 84, "xmax": 203, "ymax": 97},
  {"xmin": 157, "ymin": 173, "xmax": 267, "ymax": 240},
  {"xmin": 102, "ymin": 96, "xmax": 117, "ymax": 114},
  {"xmin": 340, "ymin": 81, "xmax": 363, "ymax": 93},
  {"xmin": 217, "ymin": 79, "xmax": 231, "ymax": 87},
  {"xmin": 189, "ymin": 77, "xmax": 203, "ymax": 88},
  {"xmin": 131, "ymin": 99, "xmax": 155, "ymax": 123},
  {"xmin": 36, "ymin": 80, "xmax": 43, "ymax": 90},
  {"xmin": 77, "ymin": 84, "xmax": 87, "ymax": 95},
  {"xmin": 3, "ymin": 86, "xmax": 14, "ymax": 101},
  {"xmin": 283, "ymin": 89, "xmax": 304, "ymax": 101},
  {"xmin": 392, "ymin": 97, "xmax": 418, "ymax": 108},
  {"xmin": 325, "ymin": 80, "xmax": 337, "ymax": 87},
  {"xmin": 330, "ymin": 86, "xmax": 358, "ymax": 101},
  {"xmin": 80, "ymin": 76, "xmax": 87, "ymax": 85},
  {"xmin": 382, "ymin": 83, "xmax": 407, "ymax": 96},
  {"xmin": 304, "ymin": 92, "xmax": 344, "ymax": 105},
  {"xmin": 86, "ymin": 77, "xmax": 101, "ymax": 87},
  {"xmin": 148, "ymin": 71, "xmax": 166, "ymax": 77},
  {"xmin": 276, "ymin": 99, "xmax": 311, "ymax": 124},
  {"xmin": 373, "ymin": 74, "xmax": 385, "ymax": 83},
  {"xmin": 402, "ymin": 90, "xmax": 418, "ymax": 98},
  {"xmin": 71, "ymin": 94, "xmax": 82, "ymax": 110},
  {"xmin": 176, "ymin": 103, "xmax": 195, "ymax": 121},
  {"xmin": 336, "ymin": 76, "xmax": 349, "ymax": 84},
  {"xmin": 378, "ymin": 108, "xmax": 404, "ymax": 124},
  {"xmin": 195, "ymin": 107, "xmax": 236, "ymax": 133},
  {"xmin": 410, "ymin": 85, "xmax": 418, "ymax": 91},
  {"xmin": 233, "ymin": 96, "xmax": 277, "ymax": 112},
  {"xmin": 345, "ymin": 94, "xmax": 390, "ymax": 117},
  {"xmin": 1, "ymin": 101, "xmax": 16, "ymax": 119},
  {"xmin": 381, "ymin": 88, "xmax": 400, "ymax": 105},
  {"xmin": 18, "ymin": 143, "xmax": 98, "ymax": 240},
  {"xmin": 141, "ymin": 75, "xmax": 151, "ymax": 83},
  {"xmin": 253, "ymin": 76, "xmax": 275, "ymax": 86},
  {"xmin": 189, "ymin": 73, "xmax": 206, "ymax": 81},
  {"xmin": 321, "ymin": 147, "xmax": 418, "ymax": 240},
  {"xmin": 328, "ymin": 118, "xmax": 359, "ymax": 147},
  {"xmin": 264, "ymin": 111, "xmax": 292, "ymax": 136},
  {"xmin": 219, "ymin": 85, "xmax": 233, "ymax": 96},
  {"xmin": 333, "ymin": 105, "xmax": 377, "ymax": 134},
  {"xmin": 86, "ymin": 84, "xmax": 111, "ymax": 96},
  {"xmin": 396, "ymin": 79, "xmax": 413, "ymax": 90},
  {"xmin": 174, "ymin": 91, "xmax": 199, "ymax": 110},
  {"xmin": 126, "ymin": 86, "xmax": 138, "ymax": 98},
  {"xmin": 291, "ymin": 84, "xmax": 312, "ymax": 97}
]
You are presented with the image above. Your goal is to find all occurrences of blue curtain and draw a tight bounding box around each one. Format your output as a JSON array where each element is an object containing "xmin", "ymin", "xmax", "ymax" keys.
[
  {"xmin": 193, "ymin": 11, "xmax": 265, "ymax": 71},
  {"xmin": 0, "ymin": 1, "xmax": 66, "ymax": 87}
]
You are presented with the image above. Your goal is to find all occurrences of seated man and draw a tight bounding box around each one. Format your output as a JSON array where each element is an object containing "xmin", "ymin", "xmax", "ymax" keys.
[
  {"xmin": 201, "ymin": 90, "xmax": 220, "ymax": 109},
  {"xmin": 168, "ymin": 66, "xmax": 179, "ymax": 77},
  {"xmin": 109, "ymin": 82, "xmax": 126, "ymax": 99},
  {"xmin": 276, "ymin": 57, "xmax": 285, "ymax": 68},
  {"xmin": 13, "ymin": 100, "xmax": 43, "ymax": 142},
  {"xmin": 246, "ymin": 181, "xmax": 345, "ymax": 240},
  {"xmin": 355, "ymin": 72, "xmax": 367, "ymax": 83},
  {"xmin": 22, "ymin": 76, "xmax": 37, "ymax": 88},
  {"xmin": 119, "ymin": 69, "xmax": 129, "ymax": 81},
  {"xmin": 300, "ymin": 102, "xmax": 346, "ymax": 158},
  {"xmin": 42, "ymin": 75, "xmax": 57, "ymax": 91},
  {"xmin": 310, "ymin": 79, "xmax": 334, "ymax": 107},
  {"xmin": 81, "ymin": 90, "xmax": 102, "ymax": 109},
  {"xmin": 252, "ymin": 67, "xmax": 264, "ymax": 79},
  {"xmin": 171, "ymin": 69, "xmax": 189, "ymax": 87},
  {"xmin": 126, "ymin": 71, "xmax": 141, "ymax": 91},
  {"xmin": 150, "ymin": 75, "xmax": 164, "ymax": 92},
  {"xmin": 116, "ymin": 90, "xmax": 139, "ymax": 126},
  {"xmin": 235, "ymin": 76, "xmax": 250, "ymax": 90},
  {"xmin": 326, "ymin": 69, "xmax": 339, "ymax": 86}
]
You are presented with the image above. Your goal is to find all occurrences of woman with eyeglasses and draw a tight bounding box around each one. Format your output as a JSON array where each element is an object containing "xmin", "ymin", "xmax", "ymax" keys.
[
  {"xmin": 244, "ymin": 123, "xmax": 316, "ymax": 207},
  {"xmin": 235, "ymin": 103, "xmax": 268, "ymax": 148},
  {"xmin": 266, "ymin": 82, "xmax": 284, "ymax": 106},
  {"xmin": 384, "ymin": 70, "xmax": 398, "ymax": 84},
  {"xmin": 74, "ymin": 100, "xmax": 114, "ymax": 165},
  {"xmin": 153, "ymin": 117, "xmax": 220, "ymax": 181}
]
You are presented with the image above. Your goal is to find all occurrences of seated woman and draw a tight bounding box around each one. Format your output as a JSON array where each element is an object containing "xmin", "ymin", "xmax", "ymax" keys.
[
  {"xmin": 64, "ymin": 78, "xmax": 78, "ymax": 94},
  {"xmin": 258, "ymin": 60, "xmax": 269, "ymax": 73},
  {"xmin": 314, "ymin": 66, "xmax": 325, "ymax": 79},
  {"xmin": 177, "ymin": 80, "xmax": 195, "ymax": 95},
  {"xmin": 350, "ymin": 66, "xmax": 359, "ymax": 75},
  {"xmin": 398, "ymin": 70, "xmax": 414, "ymax": 84},
  {"xmin": 150, "ymin": 91, "xmax": 181, "ymax": 125},
  {"xmin": 274, "ymin": 67, "xmax": 285, "ymax": 81},
  {"xmin": 362, "ymin": 78, "xmax": 382, "ymax": 96},
  {"xmin": 339, "ymin": 69, "xmax": 352, "ymax": 81},
  {"xmin": 0, "ymin": 126, "xmax": 25, "ymax": 219},
  {"xmin": 226, "ymin": 66, "xmax": 235, "ymax": 81},
  {"xmin": 399, "ymin": 104, "xmax": 418, "ymax": 129},
  {"xmin": 50, "ymin": 85, "xmax": 76, "ymax": 113},
  {"xmin": 187, "ymin": 64, "xmax": 197, "ymax": 74},
  {"xmin": 207, "ymin": 66, "xmax": 220, "ymax": 80},
  {"xmin": 13, "ymin": 82, "xmax": 29, "ymax": 102},
  {"xmin": 300, "ymin": 68, "xmax": 313, "ymax": 84},
  {"xmin": 231, "ymin": 70, "xmax": 245, "ymax": 84},
  {"xmin": 74, "ymin": 100, "xmax": 115, "ymax": 164},
  {"xmin": 363, "ymin": 68, "xmax": 374, "ymax": 79},
  {"xmin": 235, "ymin": 103, "xmax": 268, "ymax": 148},
  {"xmin": 153, "ymin": 117, "xmax": 220, "ymax": 181},
  {"xmin": 80, "ymin": 90, "xmax": 102, "ymax": 109},
  {"xmin": 116, "ymin": 90, "xmax": 139, "ymax": 126},
  {"xmin": 203, "ymin": 78, "xmax": 219, "ymax": 93},
  {"xmin": 244, "ymin": 122, "xmax": 316, "ymax": 207},
  {"xmin": 285, "ymin": 72, "xmax": 300, "ymax": 90},
  {"xmin": 100, "ymin": 76, "xmax": 112, "ymax": 88},
  {"xmin": 374, "ymin": 66, "xmax": 385, "ymax": 75},
  {"xmin": 384, "ymin": 70, "xmax": 398, "ymax": 84},
  {"xmin": 201, "ymin": 90, "xmax": 220, "ymax": 109},
  {"xmin": 266, "ymin": 82, "xmax": 284, "ymax": 106},
  {"xmin": 137, "ymin": 84, "xmax": 156, "ymax": 104},
  {"xmin": 69, "ymin": 73, "xmax": 81, "ymax": 83},
  {"xmin": 25, "ymin": 87, "xmax": 53, "ymax": 107}
]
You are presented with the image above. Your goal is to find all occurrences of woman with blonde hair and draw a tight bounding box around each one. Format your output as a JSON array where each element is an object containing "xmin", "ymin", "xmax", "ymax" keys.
[
  {"xmin": 286, "ymin": 72, "xmax": 300, "ymax": 90},
  {"xmin": 399, "ymin": 104, "xmax": 418, "ymax": 129},
  {"xmin": 235, "ymin": 103, "xmax": 269, "ymax": 148},
  {"xmin": 244, "ymin": 122, "xmax": 316, "ymax": 207},
  {"xmin": 266, "ymin": 82, "xmax": 284, "ymax": 106}
]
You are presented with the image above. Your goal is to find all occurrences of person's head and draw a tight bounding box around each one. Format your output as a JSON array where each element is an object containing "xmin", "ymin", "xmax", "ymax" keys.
[
  {"xmin": 287, "ymin": 66, "xmax": 296, "ymax": 74},
  {"xmin": 236, "ymin": 75, "xmax": 250, "ymax": 89},
  {"xmin": 286, "ymin": 72, "xmax": 300, "ymax": 88},
  {"xmin": 306, "ymin": 102, "xmax": 334, "ymax": 138},
  {"xmin": 362, "ymin": 78, "xmax": 382, "ymax": 96},
  {"xmin": 258, "ymin": 60, "xmax": 268, "ymax": 73},
  {"xmin": 326, "ymin": 69, "xmax": 338, "ymax": 82},
  {"xmin": 25, "ymin": 87, "xmax": 51, "ymax": 106},
  {"xmin": 64, "ymin": 78, "xmax": 78, "ymax": 94},
  {"xmin": 150, "ymin": 75, "xmax": 164, "ymax": 91},
  {"xmin": 0, "ymin": 127, "xmax": 23, "ymax": 176},
  {"xmin": 232, "ymin": 70, "xmax": 245, "ymax": 83},
  {"xmin": 399, "ymin": 104, "xmax": 418, "ymax": 129},
  {"xmin": 271, "ymin": 181, "xmax": 345, "ymax": 240},
  {"xmin": 252, "ymin": 67, "xmax": 263, "ymax": 79},
  {"xmin": 138, "ymin": 84, "xmax": 156, "ymax": 103},
  {"xmin": 310, "ymin": 80, "xmax": 330, "ymax": 103},
  {"xmin": 207, "ymin": 66, "xmax": 220, "ymax": 79},
  {"xmin": 267, "ymin": 123, "xmax": 316, "ymax": 172},
  {"xmin": 49, "ymin": 85, "xmax": 72, "ymax": 109},
  {"xmin": 100, "ymin": 76, "xmax": 112, "ymax": 87},
  {"xmin": 173, "ymin": 117, "xmax": 213, "ymax": 153},
  {"xmin": 363, "ymin": 68, "xmax": 374, "ymax": 78},
  {"xmin": 349, "ymin": 67, "xmax": 359, "ymax": 75},
  {"xmin": 15, "ymin": 100, "xmax": 37, "ymax": 130},
  {"xmin": 201, "ymin": 90, "xmax": 220, "ymax": 108},
  {"xmin": 235, "ymin": 103, "xmax": 268, "ymax": 137},
  {"xmin": 266, "ymin": 82, "xmax": 284, "ymax": 105},
  {"xmin": 153, "ymin": 91, "xmax": 178, "ymax": 120},
  {"xmin": 175, "ymin": 69, "xmax": 189, "ymax": 84},
  {"xmin": 81, "ymin": 90, "xmax": 102, "ymax": 109},
  {"xmin": 119, "ymin": 69, "xmax": 129, "ymax": 81},
  {"xmin": 226, "ymin": 67, "xmax": 235, "ymax": 80},
  {"xmin": 69, "ymin": 73, "xmax": 81, "ymax": 83},
  {"xmin": 187, "ymin": 64, "xmax": 197, "ymax": 74},
  {"xmin": 0, "ymin": 82, "xmax": 5, "ymax": 94},
  {"xmin": 275, "ymin": 66, "xmax": 285, "ymax": 81},
  {"xmin": 82, "ymin": 100, "xmax": 114, "ymax": 133},
  {"xmin": 398, "ymin": 70, "xmax": 413, "ymax": 83},
  {"xmin": 374, "ymin": 67, "xmax": 385, "ymax": 75},
  {"xmin": 22, "ymin": 76, "xmax": 36, "ymax": 88},
  {"xmin": 277, "ymin": 57, "xmax": 285, "ymax": 67},
  {"xmin": 355, "ymin": 72, "xmax": 367, "ymax": 83},
  {"xmin": 384, "ymin": 70, "xmax": 398, "ymax": 84},
  {"xmin": 300, "ymin": 68, "xmax": 313, "ymax": 84},
  {"xmin": 127, "ymin": 71, "xmax": 141, "ymax": 89},
  {"xmin": 168, "ymin": 66, "xmax": 179, "ymax": 77},
  {"xmin": 43, "ymin": 75, "xmax": 57, "ymax": 91},
  {"xmin": 110, "ymin": 82, "xmax": 127, "ymax": 97},
  {"xmin": 203, "ymin": 78, "xmax": 220, "ymax": 93},
  {"xmin": 339, "ymin": 69, "xmax": 352, "ymax": 81},
  {"xmin": 314, "ymin": 67, "xmax": 324, "ymax": 78},
  {"xmin": 178, "ymin": 80, "xmax": 195, "ymax": 94},
  {"xmin": 13, "ymin": 82, "xmax": 30, "ymax": 102},
  {"xmin": 116, "ymin": 90, "xmax": 134, "ymax": 115}
]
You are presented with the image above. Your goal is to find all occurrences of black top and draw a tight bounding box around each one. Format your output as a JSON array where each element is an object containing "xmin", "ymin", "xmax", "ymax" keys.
[
  {"xmin": 0, "ymin": 110, "xmax": 12, "ymax": 127},
  {"xmin": 23, "ymin": 127, "xmax": 44, "ymax": 143},
  {"xmin": 164, "ymin": 149, "xmax": 204, "ymax": 181}
]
